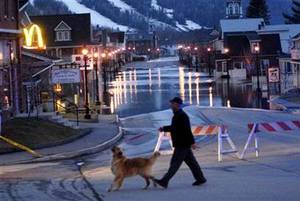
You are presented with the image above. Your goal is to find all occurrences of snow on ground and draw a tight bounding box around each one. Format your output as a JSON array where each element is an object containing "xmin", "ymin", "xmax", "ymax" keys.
[
  {"xmin": 185, "ymin": 20, "xmax": 202, "ymax": 30},
  {"xmin": 107, "ymin": 0, "xmax": 134, "ymax": 12},
  {"xmin": 151, "ymin": 0, "xmax": 174, "ymax": 19},
  {"xmin": 176, "ymin": 22, "xmax": 189, "ymax": 32},
  {"xmin": 56, "ymin": 0, "xmax": 129, "ymax": 31}
]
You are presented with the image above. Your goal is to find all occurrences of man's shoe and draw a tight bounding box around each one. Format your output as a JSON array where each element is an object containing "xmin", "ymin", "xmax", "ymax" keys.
[
  {"xmin": 192, "ymin": 179, "xmax": 207, "ymax": 186},
  {"xmin": 154, "ymin": 179, "xmax": 168, "ymax": 189}
]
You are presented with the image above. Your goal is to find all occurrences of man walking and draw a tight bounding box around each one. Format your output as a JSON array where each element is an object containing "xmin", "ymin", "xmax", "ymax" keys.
[{"xmin": 154, "ymin": 97, "xmax": 206, "ymax": 188}]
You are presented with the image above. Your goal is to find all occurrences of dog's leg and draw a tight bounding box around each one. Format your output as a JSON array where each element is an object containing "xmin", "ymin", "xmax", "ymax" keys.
[
  {"xmin": 141, "ymin": 175, "xmax": 150, "ymax": 190},
  {"xmin": 108, "ymin": 176, "xmax": 122, "ymax": 192},
  {"xmin": 149, "ymin": 176, "xmax": 157, "ymax": 187},
  {"xmin": 115, "ymin": 177, "xmax": 124, "ymax": 191}
]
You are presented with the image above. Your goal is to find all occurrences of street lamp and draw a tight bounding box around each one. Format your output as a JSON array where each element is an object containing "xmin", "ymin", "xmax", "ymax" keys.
[
  {"xmin": 253, "ymin": 44, "xmax": 261, "ymax": 108},
  {"xmin": 254, "ymin": 45, "xmax": 261, "ymax": 93},
  {"xmin": 207, "ymin": 47, "xmax": 212, "ymax": 77},
  {"xmin": 93, "ymin": 52, "xmax": 100, "ymax": 106},
  {"xmin": 224, "ymin": 48, "xmax": 231, "ymax": 108},
  {"xmin": 82, "ymin": 48, "xmax": 91, "ymax": 119}
]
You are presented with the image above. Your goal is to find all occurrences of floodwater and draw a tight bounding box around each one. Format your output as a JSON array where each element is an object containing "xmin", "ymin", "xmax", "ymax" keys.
[{"xmin": 108, "ymin": 57, "xmax": 269, "ymax": 118}]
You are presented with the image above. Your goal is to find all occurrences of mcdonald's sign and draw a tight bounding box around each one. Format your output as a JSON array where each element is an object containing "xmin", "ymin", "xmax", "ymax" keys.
[{"xmin": 23, "ymin": 24, "xmax": 46, "ymax": 49}]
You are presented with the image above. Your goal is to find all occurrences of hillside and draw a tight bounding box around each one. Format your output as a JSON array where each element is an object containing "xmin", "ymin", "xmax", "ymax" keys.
[{"xmin": 27, "ymin": 0, "xmax": 292, "ymax": 32}]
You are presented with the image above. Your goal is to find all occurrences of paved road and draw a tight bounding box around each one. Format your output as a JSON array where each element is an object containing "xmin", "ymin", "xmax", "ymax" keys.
[{"xmin": 1, "ymin": 107, "xmax": 300, "ymax": 201}]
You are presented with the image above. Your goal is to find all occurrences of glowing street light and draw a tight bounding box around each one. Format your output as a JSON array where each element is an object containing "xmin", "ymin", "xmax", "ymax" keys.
[{"xmin": 82, "ymin": 48, "xmax": 91, "ymax": 119}]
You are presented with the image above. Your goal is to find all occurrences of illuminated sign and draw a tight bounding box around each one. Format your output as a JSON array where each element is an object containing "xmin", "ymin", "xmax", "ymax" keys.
[{"xmin": 23, "ymin": 24, "xmax": 46, "ymax": 49}]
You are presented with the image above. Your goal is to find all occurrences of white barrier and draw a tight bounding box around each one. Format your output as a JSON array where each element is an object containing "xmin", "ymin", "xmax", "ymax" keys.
[
  {"xmin": 154, "ymin": 125, "xmax": 238, "ymax": 162},
  {"xmin": 240, "ymin": 120, "xmax": 300, "ymax": 159}
]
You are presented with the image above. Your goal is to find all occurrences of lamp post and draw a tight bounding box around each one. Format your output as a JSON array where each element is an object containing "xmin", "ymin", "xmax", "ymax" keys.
[
  {"xmin": 93, "ymin": 53, "xmax": 100, "ymax": 106},
  {"xmin": 253, "ymin": 44, "xmax": 261, "ymax": 108},
  {"xmin": 82, "ymin": 48, "xmax": 91, "ymax": 119},
  {"xmin": 101, "ymin": 52, "xmax": 107, "ymax": 94},
  {"xmin": 224, "ymin": 48, "xmax": 231, "ymax": 107},
  {"xmin": 207, "ymin": 47, "xmax": 212, "ymax": 77},
  {"xmin": 254, "ymin": 45, "xmax": 261, "ymax": 93}
]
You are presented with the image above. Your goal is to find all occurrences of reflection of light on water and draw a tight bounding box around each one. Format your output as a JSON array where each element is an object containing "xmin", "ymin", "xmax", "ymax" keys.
[
  {"xmin": 149, "ymin": 68, "xmax": 152, "ymax": 86},
  {"xmin": 227, "ymin": 100, "xmax": 231, "ymax": 108},
  {"xmin": 209, "ymin": 86, "xmax": 213, "ymax": 107},
  {"xmin": 129, "ymin": 70, "xmax": 133, "ymax": 98},
  {"xmin": 158, "ymin": 68, "xmax": 161, "ymax": 87},
  {"xmin": 110, "ymin": 94, "xmax": 115, "ymax": 114},
  {"xmin": 123, "ymin": 71, "xmax": 127, "ymax": 103},
  {"xmin": 188, "ymin": 72, "xmax": 192, "ymax": 104},
  {"xmin": 179, "ymin": 67, "xmax": 185, "ymax": 101},
  {"xmin": 133, "ymin": 69, "xmax": 137, "ymax": 81},
  {"xmin": 195, "ymin": 73, "xmax": 200, "ymax": 105}
]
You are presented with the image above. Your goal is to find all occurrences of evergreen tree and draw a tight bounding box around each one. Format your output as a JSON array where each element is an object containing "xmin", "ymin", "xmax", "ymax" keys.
[
  {"xmin": 283, "ymin": 0, "xmax": 300, "ymax": 24},
  {"xmin": 246, "ymin": 0, "xmax": 271, "ymax": 24}
]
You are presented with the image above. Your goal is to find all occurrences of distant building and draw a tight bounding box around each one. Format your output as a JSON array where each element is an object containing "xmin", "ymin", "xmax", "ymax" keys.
[
  {"xmin": 126, "ymin": 32, "xmax": 158, "ymax": 56},
  {"xmin": 30, "ymin": 13, "xmax": 95, "ymax": 62}
]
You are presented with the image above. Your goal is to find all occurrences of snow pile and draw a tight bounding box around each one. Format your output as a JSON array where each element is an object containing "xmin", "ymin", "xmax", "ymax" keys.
[
  {"xmin": 56, "ymin": 0, "xmax": 129, "ymax": 31},
  {"xmin": 107, "ymin": 0, "xmax": 134, "ymax": 12}
]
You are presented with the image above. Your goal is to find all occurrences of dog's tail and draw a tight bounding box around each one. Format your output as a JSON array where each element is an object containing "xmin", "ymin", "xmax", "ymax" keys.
[{"xmin": 149, "ymin": 151, "xmax": 161, "ymax": 164}]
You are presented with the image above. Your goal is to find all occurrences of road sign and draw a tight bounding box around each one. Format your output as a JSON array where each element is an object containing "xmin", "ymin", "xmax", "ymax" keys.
[
  {"xmin": 71, "ymin": 54, "xmax": 93, "ymax": 70},
  {"xmin": 52, "ymin": 69, "xmax": 80, "ymax": 84},
  {"xmin": 268, "ymin": 67, "xmax": 280, "ymax": 83}
]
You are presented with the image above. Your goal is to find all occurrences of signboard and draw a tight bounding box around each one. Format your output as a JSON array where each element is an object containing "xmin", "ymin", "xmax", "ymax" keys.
[
  {"xmin": 71, "ymin": 54, "xmax": 93, "ymax": 70},
  {"xmin": 23, "ymin": 24, "xmax": 46, "ymax": 49},
  {"xmin": 268, "ymin": 67, "xmax": 280, "ymax": 83},
  {"xmin": 52, "ymin": 69, "xmax": 80, "ymax": 84}
]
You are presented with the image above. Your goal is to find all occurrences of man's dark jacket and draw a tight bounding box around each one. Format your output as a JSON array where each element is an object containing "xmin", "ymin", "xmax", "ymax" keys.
[{"xmin": 163, "ymin": 109, "xmax": 195, "ymax": 148}]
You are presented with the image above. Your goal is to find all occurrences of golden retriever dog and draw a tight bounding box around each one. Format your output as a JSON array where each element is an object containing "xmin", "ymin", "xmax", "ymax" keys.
[{"xmin": 108, "ymin": 146, "xmax": 160, "ymax": 192}]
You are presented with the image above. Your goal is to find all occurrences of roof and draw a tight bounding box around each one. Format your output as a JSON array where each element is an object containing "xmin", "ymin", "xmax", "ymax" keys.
[
  {"xmin": 30, "ymin": 14, "xmax": 92, "ymax": 47},
  {"xmin": 258, "ymin": 24, "xmax": 300, "ymax": 53},
  {"xmin": 220, "ymin": 18, "xmax": 264, "ymax": 33}
]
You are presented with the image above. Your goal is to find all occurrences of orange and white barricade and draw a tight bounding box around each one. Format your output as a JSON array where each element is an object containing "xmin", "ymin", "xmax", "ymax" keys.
[
  {"xmin": 154, "ymin": 125, "xmax": 238, "ymax": 162},
  {"xmin": 240, "ymin": 120, "xmax": 300, "ymax": 159}
]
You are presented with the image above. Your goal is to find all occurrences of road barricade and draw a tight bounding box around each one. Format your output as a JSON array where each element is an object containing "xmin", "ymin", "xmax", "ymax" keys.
[
  {"xmin": 240, "ymin": 120, "xmax": 300, "ymax": 159},
  {"xmin": 154, "ymin": 125, "xmax": 238, "ymax": 162}
]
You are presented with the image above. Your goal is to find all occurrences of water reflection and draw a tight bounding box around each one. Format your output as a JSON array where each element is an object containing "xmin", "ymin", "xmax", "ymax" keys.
[
  {"xmin": 209, "ymin": 86, "xmax": 213, "ymax": 107},
  {"xmin": 107, "ymin": 64, "xmax": 269, "ymax": 117},
  {"xmin": 179, "ymin": 67, "xmax": 185, "ymax": 101}
]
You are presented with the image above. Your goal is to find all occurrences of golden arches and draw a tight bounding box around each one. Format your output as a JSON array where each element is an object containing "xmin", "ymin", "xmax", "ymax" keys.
[{"xmin": 23, "ymin": 24, "xmax": 46, "ymax": 49}]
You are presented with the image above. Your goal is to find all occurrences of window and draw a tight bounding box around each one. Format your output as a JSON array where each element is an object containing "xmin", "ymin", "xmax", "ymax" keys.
[
  {"xmin": 54, "ymin": 21, "xmax": 72, "ymax": 42},
  {"xmin": 285, "ymin": 62, "xmax": 292, "ymax": 73},
  {"xmin": 233, "ymin": 62, "xmax": 243, "ymax": 69},
  {"xmin": 55, "ymin": 31, "xmax": 71, "ymax": 41}
]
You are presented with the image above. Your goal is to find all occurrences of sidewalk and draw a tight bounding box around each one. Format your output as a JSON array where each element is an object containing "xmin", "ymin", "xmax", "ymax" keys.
[
  {"xmin": 270, "ymin": 89, "xmax": 300, "ymax": 112},
  {"xmin": 0, "ymin": 115, "xmax": 122, "ymax": 166}
]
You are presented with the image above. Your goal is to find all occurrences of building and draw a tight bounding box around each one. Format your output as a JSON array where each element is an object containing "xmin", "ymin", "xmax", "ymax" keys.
[
  {"xmin": 126, "ymin": 32, "xmax": 158, "ymax": 57},
  {"xmin": 0, "ymin": 0, "xmax": 29, "ymax": 117},
  {"xmin": 30, "ymin": 13, "xmax": 95, "ymax": 62},
  {"xmin": 280, "ymin": 34, "xmax": 300, "ymax": 93},
  {"xmin": 226, "ymin": 0, "xmax": 243, "ymax": 19}
]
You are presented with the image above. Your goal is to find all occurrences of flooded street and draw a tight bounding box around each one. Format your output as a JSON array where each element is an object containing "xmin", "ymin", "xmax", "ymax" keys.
[{"xmin": 108, "ymin": 57, "xmax": 268, "ymax": 118}]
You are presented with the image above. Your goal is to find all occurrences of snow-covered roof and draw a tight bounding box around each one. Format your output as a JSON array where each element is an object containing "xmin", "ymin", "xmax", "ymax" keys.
[
  {"xmin": 220, "ymin": 18, "xmax": 264, "ymax": 33},
  {"xmin": 258, "ymin": 24, "xmax": 300, "ymax": 53}
]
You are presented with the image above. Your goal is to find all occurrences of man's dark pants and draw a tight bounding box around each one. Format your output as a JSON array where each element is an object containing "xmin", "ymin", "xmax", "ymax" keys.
[{"xmin": 161, "ymin": 148, "xmax": 205, "ymax": 183}]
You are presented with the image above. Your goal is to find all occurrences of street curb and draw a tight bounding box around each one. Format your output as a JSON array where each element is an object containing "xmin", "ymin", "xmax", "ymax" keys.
[
  {"xmin": 0, "ymin": 129, "xmax": 92, "ymax": 155},
  {"xmin": 1, "ymin": 127, "xmax": 123, "ymax": 165}
]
